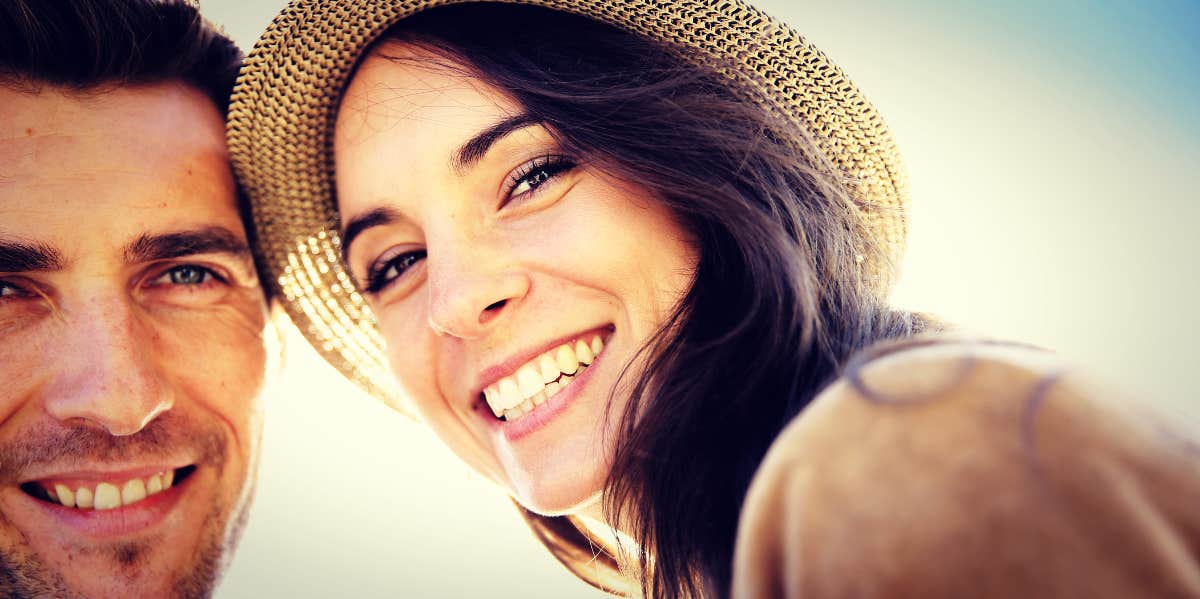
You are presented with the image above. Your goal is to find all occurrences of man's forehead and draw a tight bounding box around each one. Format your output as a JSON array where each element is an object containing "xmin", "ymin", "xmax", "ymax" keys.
[
  {"xmin": 0, "ymin": 82, "xmax": 243, "ymax": 263},
  {"xmin": 0, "ymin": 83, "xmax": 229, "ymax": 181}
]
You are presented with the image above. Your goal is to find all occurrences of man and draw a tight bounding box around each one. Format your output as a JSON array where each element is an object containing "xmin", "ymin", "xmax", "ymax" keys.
[{"xmin": 0, "ymin": 1, "xmax": 270, "ymax": 597}]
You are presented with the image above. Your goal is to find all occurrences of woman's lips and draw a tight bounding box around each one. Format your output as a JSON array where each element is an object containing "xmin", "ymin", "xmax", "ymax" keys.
[
  {"xmin": 477, "ymin": 327, "xmax": 613, "ymax": 420},
  {"xmin": 484, "ymin": 343, "xmax": 604, "ymax": 442}
]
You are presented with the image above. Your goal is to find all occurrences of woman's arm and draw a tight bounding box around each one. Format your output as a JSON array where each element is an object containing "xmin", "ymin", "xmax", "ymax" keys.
[{"xmin": 732, "ymin": 340, "xmax": 1200, "ymax": 598}]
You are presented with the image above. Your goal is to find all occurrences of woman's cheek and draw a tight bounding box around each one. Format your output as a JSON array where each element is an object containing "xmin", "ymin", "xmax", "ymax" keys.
[{"xmin": 380, "ymin": 309, "xmax": 439, "ymax": 402}]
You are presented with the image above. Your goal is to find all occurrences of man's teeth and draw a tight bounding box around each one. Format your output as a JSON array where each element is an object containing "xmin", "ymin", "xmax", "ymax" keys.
[
  {"xmin": 483, "ymin": 334, "xmax": 605, "ymax": 422},
  {"xmin": 45, "ymin": 471, "xmax": 175, "ymax": 510}
]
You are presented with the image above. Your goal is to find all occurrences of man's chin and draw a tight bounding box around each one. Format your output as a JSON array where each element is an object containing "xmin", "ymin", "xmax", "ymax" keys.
[
  {"xmin": 0, "ymin": 538, "xmax": 222, "ymax": 599},
  {"xmin": 0, "ymin": 501, "xmax": 233, "ymax": 599}
]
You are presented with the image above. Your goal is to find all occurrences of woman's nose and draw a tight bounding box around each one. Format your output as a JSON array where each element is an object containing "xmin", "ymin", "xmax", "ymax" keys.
[{"xmin": 425, "ymin": 249, "xmax": 531, "ymax": 339}]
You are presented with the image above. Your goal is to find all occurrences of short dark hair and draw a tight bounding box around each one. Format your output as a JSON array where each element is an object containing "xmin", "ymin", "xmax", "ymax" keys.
[
  {"xmin": 0, "ymin": 0, "xmax": 242, "ymax": 114},
  {"xmin": 0, "ymin": 0, "xmax": 272, "ymax": 301}
]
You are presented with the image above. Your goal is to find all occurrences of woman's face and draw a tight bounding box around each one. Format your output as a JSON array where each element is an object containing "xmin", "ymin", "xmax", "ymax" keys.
[{"xmin": 335, "ymin": 43, "xmax": 697, "ymax": 514}]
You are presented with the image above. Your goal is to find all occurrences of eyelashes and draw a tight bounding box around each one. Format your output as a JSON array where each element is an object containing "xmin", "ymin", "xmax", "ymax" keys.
[
  {"xmin": 0, "ymin": 280, "xmax": 31, "ymax": 299},
  {"xmin": 360, "ymin": 154, "xmax": 579, "ymax": 297},
  {"xmin": 502, "ymin": 154, "xmax": 577, "ymax": 205},
  {"xmin": 147, "ymin": 264, "xmax": 225, "ymax": 288},
  {"xmin": 364, "ymin": 248, "xmax": 427, "ymax": 294},
  {"xmin": 0, "ymin": 264, "xmax": 232, "ymax": 316}
]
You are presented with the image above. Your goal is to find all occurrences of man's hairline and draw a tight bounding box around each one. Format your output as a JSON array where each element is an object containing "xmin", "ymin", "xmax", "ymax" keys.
[{"xmin": 0, "ymin": 75, "xmax": 232, "ymax": 118}]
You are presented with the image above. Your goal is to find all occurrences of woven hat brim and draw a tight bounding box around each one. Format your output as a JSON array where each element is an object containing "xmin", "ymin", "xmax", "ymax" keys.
[{"xmin": 227, "ymin": 0, "xmax": 908, "ymax": 406}]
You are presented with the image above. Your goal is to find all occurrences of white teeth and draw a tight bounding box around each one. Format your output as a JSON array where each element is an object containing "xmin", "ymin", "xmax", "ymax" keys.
[
  {"xmin": 484, "ymin": 387, "xmax": 504, "ymax": 418},
  {"xmin": 556, "ymin": 344, "xmax": 579, "ymax": 375},
  {"xmin": 122, "ymin": 479, "xmax": 147, "ymax": 504},
  {"xmin": 43, "ymin": 471, "xmax": 174, "ymax": 510},
  {"xmin": 516, "ymin": 365, "xmax": 543, "ymax": 399},
  {"xmin": 94, "ymin": 483, "xmax": 120, "ymax": 510},
  {"xmin": 575, "ymin": 339, "xmax": 594, "ymax": 365},
  {"xmin": 483, "ymin": 333, "xmax": 608, "ymax": 422},
  {"xmin": 147, "ymin": 474, "xmax": 163, "ymax": 495},
  {"xmin": 55, "ymin": 485, "xmax": 75, "ymax": 508},
  {"xmin": 538, "ymin": 354, "xmax": 559, "ymax": 384},
  {"xmin": 498, "ymin": 378, "xmax": 522, "ymax": 410},
  {"xmin": 76, "ymin": 487, "xmax": 94, "ymax": 509},
  {"xmin": 518, "ymin": 399, "xmax": 533, "ymax": 414}
]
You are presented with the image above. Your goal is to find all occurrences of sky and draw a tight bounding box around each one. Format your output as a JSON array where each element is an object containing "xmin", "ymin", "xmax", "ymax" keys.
[{"xmin": 199, "ymin": 1, "xmax": 1200, "ymax": 597}]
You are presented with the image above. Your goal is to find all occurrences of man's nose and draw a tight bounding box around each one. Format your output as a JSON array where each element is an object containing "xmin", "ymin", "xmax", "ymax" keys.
[
  {"xmin": 425, "ymin": 246, "xmax": 530, "ymax": 339},
  {"xmin": 42, "ymin": 295, "xmax": 174, "ymax": 436}
]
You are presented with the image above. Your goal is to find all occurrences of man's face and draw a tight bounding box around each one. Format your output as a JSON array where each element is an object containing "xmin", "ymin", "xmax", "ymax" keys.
[{"xmin": 0, "ymin": 83, "xmax": 268, "ymax": 598}]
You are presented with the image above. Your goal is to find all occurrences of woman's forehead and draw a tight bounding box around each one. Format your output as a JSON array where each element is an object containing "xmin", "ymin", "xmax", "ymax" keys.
[{"xmin": 336, "ymin": 43, "xmax": 519, "ymax": 149}]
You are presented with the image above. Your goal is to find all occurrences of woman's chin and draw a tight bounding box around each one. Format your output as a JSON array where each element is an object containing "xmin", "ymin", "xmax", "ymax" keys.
[{"xmin": 512, "ymin": 484, "xmax": 605, "ymax": 518}]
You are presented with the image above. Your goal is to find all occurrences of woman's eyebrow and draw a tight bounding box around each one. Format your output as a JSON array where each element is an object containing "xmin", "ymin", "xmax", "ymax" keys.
[
  {"xmin": 341, "ymin": 206, "xmax": 401, "ymax": 265},
  {"xmin": 452, "ymin": 113, "xmax": 541, "ymax": 173},
  {"xmin": 339, "ymin": 115, "xmax": 542, "ymax": 266}
]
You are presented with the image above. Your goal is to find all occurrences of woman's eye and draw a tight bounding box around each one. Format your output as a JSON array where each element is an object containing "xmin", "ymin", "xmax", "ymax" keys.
[
  {"xmin": 505, "ymin": 155, "xmax": 577, "ymax": 201},
  {"xmin": 365, "ymin": 249, "xmax": 427, "ymax": 294}
]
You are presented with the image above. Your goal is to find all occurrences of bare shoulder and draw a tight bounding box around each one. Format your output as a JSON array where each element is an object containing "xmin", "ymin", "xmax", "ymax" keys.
[
  {"xmin": 763, "ymin": 338, "xmax": 1179, "ymax": 471},
  {"xmin": 732, "ymin": 338, "xmax": 1200, "ymax": 598}
]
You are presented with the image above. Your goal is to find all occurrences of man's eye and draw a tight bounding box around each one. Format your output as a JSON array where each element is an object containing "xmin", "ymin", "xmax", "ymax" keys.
[
  {"xmin": 365, "ymin": 249, "xmax": 427, "ymax": 295},
  {"xmin": 505, "ymin": 155, "xmax": 577, "ymax": 201},
  {"xmin": 149, "ymin": 265, "xmax": 223, "ymax": 287},
  {"xmin": 0, "ymin": 280, "xmax": 31, "ymax": 299}
]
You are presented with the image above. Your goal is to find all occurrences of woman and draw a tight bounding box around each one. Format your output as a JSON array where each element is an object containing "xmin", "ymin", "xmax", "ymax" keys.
[{"xmin": 228, "ymin": 1, "xmax": 1200, "ymax": 596}]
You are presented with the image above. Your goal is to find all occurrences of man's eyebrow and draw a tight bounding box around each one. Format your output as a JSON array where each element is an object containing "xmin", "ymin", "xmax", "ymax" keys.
[
  {"xmin": 123, "ymin": 227, "xmax": 251, "ymax": 264},
  {"xmin": 0, "ymin": 239, "xmax": 65, "ymax": 273},
  {"xmin": 340, "ymin": 206, "xmax": 400, "ymax": 265},
  {"xmin": 453, "ymin": 113, "xmax": 541, "ymax": 173}
]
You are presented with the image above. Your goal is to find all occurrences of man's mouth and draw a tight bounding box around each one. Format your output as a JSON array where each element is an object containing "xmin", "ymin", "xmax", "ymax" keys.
[
  {"xmin": 19, "ymin": 466, "xmax": 196, "ymax": 511},
  {"xmin": 481, "ymin": 332, "xmax": 608, "ymax": 423}
]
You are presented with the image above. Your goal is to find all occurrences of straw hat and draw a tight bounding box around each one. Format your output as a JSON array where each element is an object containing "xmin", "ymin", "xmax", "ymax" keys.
[{"xmin": 227, "ymin": 0, "xmax": 909, "ymax": 407}]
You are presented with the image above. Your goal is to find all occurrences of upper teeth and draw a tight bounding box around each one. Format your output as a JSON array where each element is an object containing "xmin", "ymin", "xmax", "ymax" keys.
[
  {"xmin": 45, "ymin": 471, "xmax": 175, "ymax": 510},
  {"xmin": 483, "ymin": 334, "xmax": 605, "ymax": 422}
]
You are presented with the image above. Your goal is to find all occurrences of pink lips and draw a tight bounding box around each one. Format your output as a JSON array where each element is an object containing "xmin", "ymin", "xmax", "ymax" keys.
[
  {"xmin": 18, "ymin": 468, "xmax": 194, "ymax": 538},
  {"xmin": 471, "ymin": 325, "xmax": 613, "ymax": 400},
  {"xmin": 486, "ymin": 345, "xmax": 603, "ymax": 442}
]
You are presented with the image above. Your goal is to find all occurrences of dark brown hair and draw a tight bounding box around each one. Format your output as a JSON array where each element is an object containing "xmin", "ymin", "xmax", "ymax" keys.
[
  {"xmin": 0, "ymin": 0, "xmax": 242, "ymax": 114},
  {"xmin": 374, "ymin": 4, "xmax": 932, "ymax": 597},
  {"xmin": 0, "ymin": 0, "xmax": 273, "ymax": 299}
]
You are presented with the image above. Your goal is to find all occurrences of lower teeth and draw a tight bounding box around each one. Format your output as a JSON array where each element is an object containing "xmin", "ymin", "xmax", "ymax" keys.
[{"xmin": 503, "ymin": 365, "xmax": 586, "ymax": 422}]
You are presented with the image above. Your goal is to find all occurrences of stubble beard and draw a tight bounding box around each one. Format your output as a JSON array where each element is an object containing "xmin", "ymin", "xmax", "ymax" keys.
[{"xmin": 0, "ymin": 489, "xmax": 250, "ymax": 599}]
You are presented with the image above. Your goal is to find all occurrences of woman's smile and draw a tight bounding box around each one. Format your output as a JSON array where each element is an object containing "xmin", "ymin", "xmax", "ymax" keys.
[{"xmin": 474, "ymin": 325, "xmax": 613, "ymax": 428}]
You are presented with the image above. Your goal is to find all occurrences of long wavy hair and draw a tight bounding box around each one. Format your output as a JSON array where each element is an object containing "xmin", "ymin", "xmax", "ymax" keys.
[{"xmin": 371, "ymin": 4, "xmax": 932, "ymax": 596}]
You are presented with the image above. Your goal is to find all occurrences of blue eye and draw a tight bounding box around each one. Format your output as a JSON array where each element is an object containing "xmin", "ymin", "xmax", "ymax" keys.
[
  {"xmin": 167, "ymin": 265, "xmax": 210, "ymax": 285},
  {"xmin": 365, "ymin": 249, "xmax": 427, "ymax": 294},
  {"xmin": 0, "ymin": 280, "xmax": 31, "ymax": 299},
  {"xmin": 505, "ymin": 154, "xmax": 577, "ymax": 201},
  {"xmin": 148, "ymin": 264, "xmax": 224, "ymax": 288}
]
